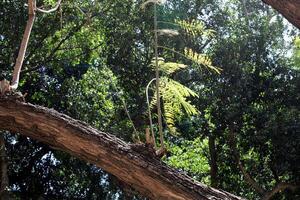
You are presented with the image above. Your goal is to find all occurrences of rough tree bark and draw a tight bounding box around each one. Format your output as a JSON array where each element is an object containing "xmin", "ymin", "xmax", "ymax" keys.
[
  {"xmin": 262, "ymin": 0, "xmax": 300, "ymax": 29},
  {"xmin": 208, "ymin": 136, "xmax": 218, "ymax": 188},
  {"xmin": 0, "ymin": 98, "xmax": 244, "ymax": 200}
]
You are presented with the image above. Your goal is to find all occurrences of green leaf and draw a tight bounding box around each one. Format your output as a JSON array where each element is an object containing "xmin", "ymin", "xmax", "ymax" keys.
[
  {"xmin": 150, "ymin": 58, "xmax": 187, "ymax": 74},
  {"xmin": 150, "ymin": 77, "xmax": 199, "ymax": 134},
  {"xmin": 184, "ymin": 48, "xmax": 222, "ymax": 74}
]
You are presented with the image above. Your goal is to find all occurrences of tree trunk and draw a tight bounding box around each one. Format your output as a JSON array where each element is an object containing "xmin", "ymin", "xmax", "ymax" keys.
[
  {"xmin": 0, "ymin": 99, "xmax": 244, "ymax": 200},
  {"xmin": 208, "ymin": 136, "xmax": 218, "ymax": 188},
  {"xmin": 0, "ymin": 133, "xmax": 9, "ymax": 199},
  {"xmin": 262, "ymin": 0, "xmax": 300, "ymax": 29}
]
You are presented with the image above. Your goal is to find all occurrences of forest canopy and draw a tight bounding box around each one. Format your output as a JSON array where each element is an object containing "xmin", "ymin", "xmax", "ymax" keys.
[{"xmin": 0, "ymin": 0, "xmax": 299, "ymax": 199}]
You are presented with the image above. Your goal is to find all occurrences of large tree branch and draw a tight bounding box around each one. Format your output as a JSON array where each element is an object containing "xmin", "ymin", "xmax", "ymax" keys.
[
  {"xmin": 0, "ymin": 99, "xmax": 244, "ymax": 200},
  {"xmin": 262, "ymin": 0, "xmax": 300, "ymax": 29}
]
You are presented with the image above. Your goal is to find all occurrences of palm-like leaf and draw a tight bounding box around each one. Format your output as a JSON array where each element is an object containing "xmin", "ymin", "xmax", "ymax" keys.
[
  {"xmin": 150, "ymin": 77, "xmax": 199, "ymax": 134},
  {"xmin": 151, "ymin": 58, "xmax": 187, "ymax": 75},
  {"xmin": 175, "ymin": 19, "xmax": 215, "ymax": 38},
  {"xmin": 184, "ymin": 48, "xmax": 222, "ymax": 74}
]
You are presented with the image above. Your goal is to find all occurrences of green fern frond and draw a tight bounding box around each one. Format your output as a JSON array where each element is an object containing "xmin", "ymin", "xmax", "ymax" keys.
[
  {"xmin": 161, "ymin": 62, "xmax": 187, "ymax": 74},
  {"xmin": 175, "ymin": 19, "xmax": 215, "ymax": 38},
  {"xmin": 150, "ymin": 58, "xmax": 187, "ymax": 74},
  {"xmin": 150, "ymin": 77, "xmax": 199, "ymax": 134},
  {"xmin": 184, "ymin": 48, "xmax": 222, "ymax": 74}
]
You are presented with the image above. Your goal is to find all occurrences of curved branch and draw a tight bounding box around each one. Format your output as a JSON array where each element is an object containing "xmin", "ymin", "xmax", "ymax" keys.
[
  {"xmin": 21, "ymin": 15, "xmax": 94, "ymax": 75},
  {"xmin": 0, "ymin": 99, "xmax": 244, "ymax": 200},
  {"xmin": 146, "ymin": 78, "xmax": 156, "ymax": 148},
  {"xmin": 262, "ymin": 182, "xmax": 299, "ymax": 200},
  {"xmin": 36, "ymin": 0, "xmax": 62, "ymax": 14}
]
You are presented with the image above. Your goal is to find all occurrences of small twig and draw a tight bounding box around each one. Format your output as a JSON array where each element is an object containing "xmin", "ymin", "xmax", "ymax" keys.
[
  {"xmin": 228, "ymin": 127, "xmax": 299, "ymax": 199},
  {"xmin": 108, "ymin": 76, "xmax": 138, "ymax": 137},
  {"xmin": 21, "ymin": 17, "xmax": 91, "ymax": 74},
  {"xmin": 228, "ymin": 128, "xmax": 265, "ymax": 195},
  {"xmin": 121, "ymin": 98, "xmax": 139, "ymax": 136}
]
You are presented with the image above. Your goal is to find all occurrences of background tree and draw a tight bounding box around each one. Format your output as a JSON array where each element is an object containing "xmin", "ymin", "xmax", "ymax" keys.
[{"xmin": 0, "ymin": 0, "xmax": 299, "ymax": 199}]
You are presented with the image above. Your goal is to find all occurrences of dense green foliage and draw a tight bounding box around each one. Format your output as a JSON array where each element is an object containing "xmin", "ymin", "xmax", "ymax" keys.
[
  {"xmin": 0, "ymin": 0, "xmax": 299, "ymax": 199},
  {"xmin": 294, "ymin": 37, "xmax": 300, "ymax": 68}
]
